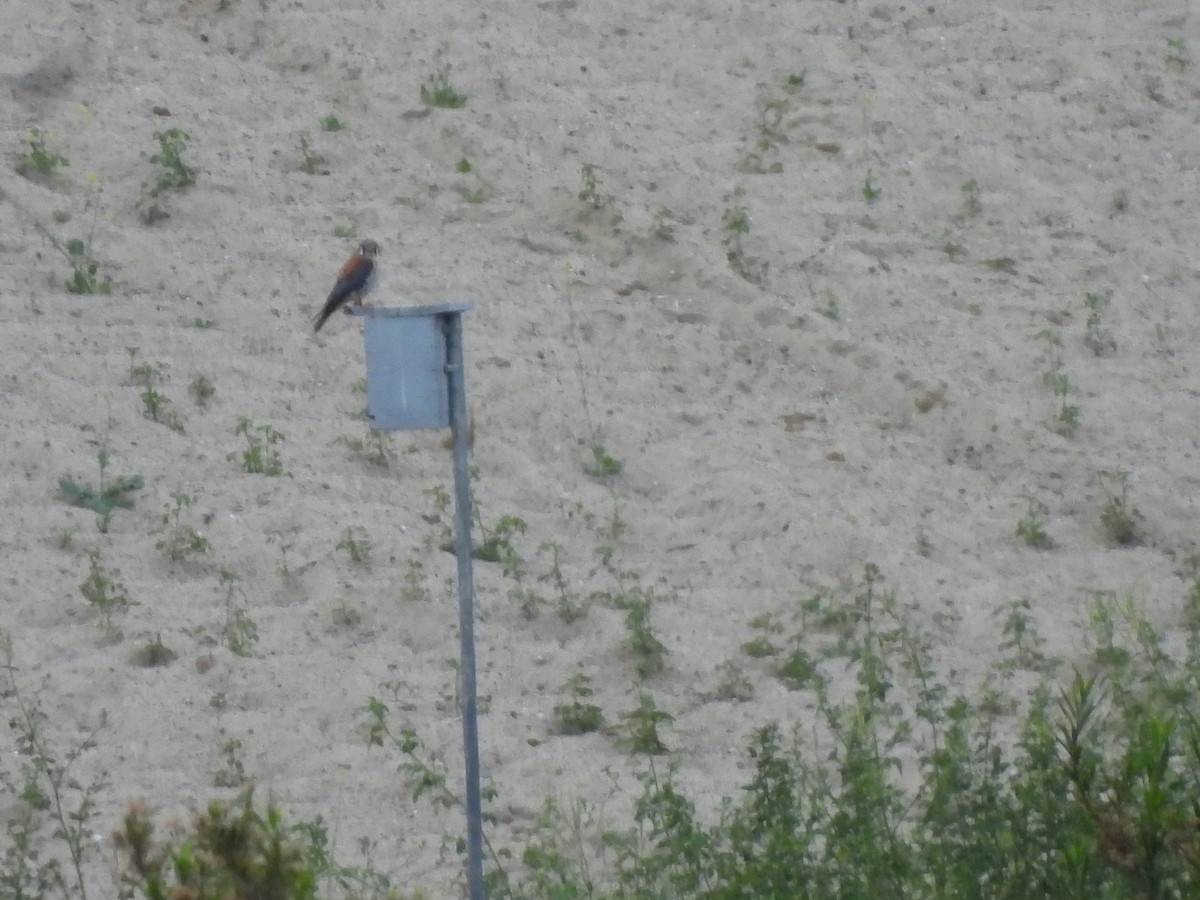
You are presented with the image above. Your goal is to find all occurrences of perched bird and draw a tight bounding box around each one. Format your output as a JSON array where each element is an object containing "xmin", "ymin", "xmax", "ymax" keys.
[{"xmin": 312, "ymin": 239, "xmax": 380, "ymax": 332}]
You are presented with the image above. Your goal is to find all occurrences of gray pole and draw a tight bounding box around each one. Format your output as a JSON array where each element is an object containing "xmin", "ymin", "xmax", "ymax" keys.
[{"xmin": 444, "ymin": 312, "xmax": 486, "ymax": 899}]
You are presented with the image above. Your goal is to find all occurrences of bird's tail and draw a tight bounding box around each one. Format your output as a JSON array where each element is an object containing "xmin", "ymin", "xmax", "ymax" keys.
[{"xmin": 312, "ymin": 285, "xmax": 351, "ymax": 332}]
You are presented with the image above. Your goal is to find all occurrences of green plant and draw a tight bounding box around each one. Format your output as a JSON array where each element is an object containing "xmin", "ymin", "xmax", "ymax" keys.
[
  {"xmin": 331, "ymin": 601, "xmax": 364, "ymax": 629},
  {"xmin": 578, "ymin": 162, "xmax": 611, "ymax": 209},
  {"xmin": 139, "ymin": 128, "xmax": 196, "ymax": 222},
  {"xmin": 64, "ymin": 235, "xmax": 114, "ymax": 294},
  {"xmin": 80, "ymin": 550, "xmax": 136, "ymax": 632},
  {"xmin": 617, "ymin": 691, "xmax": 672, "ymax": 755},
  {"xmin": 0, "ymin": 631, "xmax": 106, "ymax": 900},
  {"xmin": 1035, "ymin": 328, "xmax": 1081, "ymax": 437},
  {"xmin": 722, "ymin": 187, "xmax": 768, "ymax": 285},
  {"xmin": 155, "ymin": 493, "xmax": 210, "ymax": 561},
  {"xmin": 1166, "ymin": 36, "xmax": 1190, "ymax": 69},
  {"xmin": 229, "ymin": 417, "xmax": 287, "ymax": 476},
  {"xmin": 510, "ymin": 540, "xmax": 593, "ymax": 623},
  {"xmin": 187, "ymin": 374, "xmax": 215, "ymax": 408},
  {"xmin": 1083, "ymin": 290, "xmax": 1116, "ymax": 356},
  {"xmin": 402, "ymin": 559, "xmax": 430, "ymax": 602},
  {"xmin": 456, "ymin": 157, "xmax": 472, "ymax": 173},
  {"xmin": 861, "ymin": 170, "xmax": 882, "ymax": 203},
  {"xmin": 133, "ymin": 632, "xmax": 178, "ymax": 668},
  {"xmin": 553, "ymin": 674, "xmax": 605, "ymax": 735},
  {"xmin": 983, "ymin": 256, "xmax": 1017, "ymax": 273},
  {"xmin": 786, "ymin": 71, "xmax": 806, "ymax": 87},
  {"xmin": 141, "ymin": 387, "xmax": 185, "ymax": 433},
  {"xmin": 17, "ymin": 129, "xmax": 69, "ymax": 179},
  {"xmin": 320, "ymin": 113, "xmax": 345, "ymax": 132},
  {"xmin": 213, "ymin": 737, "xmax": 249, "ymax": 788},
  {"xmin": 715, "ymin": 659, "xmax": 754, "ymax": 701},
  {"xmin": 915, "ymin": 527, "xmax": 933, "ymax": 558},
  {"xmin": 216, "ymin": 569, "xmax": 258, "ymax": 657},
  {"xmin": 1098, "ymin": 470, "xmax": 1144, "ymax": 546},
  {"xmin": 584, "ymin": 442, "xmax": 622, "ymax": 477},
  {"xmin": 332, "ymin": 223, "xmax": 357, "ymax": 238},
  {"xmin": 739, "ymin": 97, "xmax": 789, "ymax": 174},
  {"xmin": 420, "ymin": 61, "xmax": 468, "ymax": 108},
  {"xmin": 777, "ymin": 638, "xmax": 823, "ymax": 690},
  {"xmin": 741, "ymin": 613, "xmax": 783, "ymax": 658},
  {"xmin": 474, "ymin": 513, "xmax": 527, "ymax": 573},
  {"xmin": 116, "ymin": 788, "xmax": 318, "ymax": 899},
  {"xmin": 651, "ymin": 208, "xmax": 676, "ymax": 241},
  {"xmin": 612, "ymin": 589, "xmax": 668, "ymax": 679},
  {"xmin": 818, "ymin": 291, "xmax": 840, "ymax": 320},
  {"xmin": 336, "ymin": 525, "xmax": 372, "ymax": 565},
  {"xmin": 336, "ymin": 429, "xmax": 397, "ymax": 469},
  {"xmin": 477, "ymin": 560, "xmax": 1200, "ymax": 898},
  {"xmin": 997, "ymin": 598, "xmax": 1050, "ymax": 672},
  {"xmin": 1016, "ymin": 497, "xmax": 1053, "ymax": 549},
  {"xmin": 148, "ymin": 128, "xmax": 196, "ymax": 194},
  {"xmin": 360, "ymin": 697, "xmax": 458, "ymax": 811},
  {"xmin": 960, "ymin": 178, "xmax": 982, "ymax": 215},
  {"xmin": 59, "ymin": 440, "xmax": 143, "ymax": 533},
  {"xmin": 297, "ymin": 132, "xmax": 327, "ymax": 175}
]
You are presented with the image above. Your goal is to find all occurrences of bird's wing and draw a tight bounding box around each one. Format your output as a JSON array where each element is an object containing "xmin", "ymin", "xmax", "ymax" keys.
[{"xmin": 313, "ymin": 254, "xmax": 374, "ymax": 332}]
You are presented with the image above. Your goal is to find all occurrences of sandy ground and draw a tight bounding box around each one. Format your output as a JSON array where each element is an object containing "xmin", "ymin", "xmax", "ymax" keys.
[{"xmin": 2, "ymin": 0, "xmax": 1198, "ymax": 893}]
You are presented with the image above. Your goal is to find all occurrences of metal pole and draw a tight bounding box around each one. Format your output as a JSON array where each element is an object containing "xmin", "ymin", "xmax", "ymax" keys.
[{"xmin": 444, "ymin": 312, "xmax": 485, "ymax": 899}]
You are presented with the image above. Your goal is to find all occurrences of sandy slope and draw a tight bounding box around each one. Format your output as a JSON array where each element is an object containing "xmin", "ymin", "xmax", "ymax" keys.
[{"xmin": 1, "ymin": 0, "xmax": 1198, "ymax": 893}]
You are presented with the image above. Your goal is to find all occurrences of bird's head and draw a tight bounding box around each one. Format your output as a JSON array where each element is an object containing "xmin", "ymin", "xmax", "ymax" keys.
[{"xmin": 359, "ymin": 239, "xmax": 380, "ymax": 257}]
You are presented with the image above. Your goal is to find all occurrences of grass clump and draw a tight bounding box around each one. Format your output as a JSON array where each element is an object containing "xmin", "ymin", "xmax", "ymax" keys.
[
  {"xmin": 1098, "ymin": 470, "xmax": 1144, "ymax": 546},
  {"xmin": 553, "ymin": 674, "xmax": 605, "ymax": 736},
  {"xmin": 421, "ymin": 61, "xmax": 468, "ymax": 108},
  {"xmin": 1016, "ymin": 496, "xmax": 1053, "ymax": 549},
  {"xmin": 116, "ymin": 788, "xmax": 317, "ymax": 899}
]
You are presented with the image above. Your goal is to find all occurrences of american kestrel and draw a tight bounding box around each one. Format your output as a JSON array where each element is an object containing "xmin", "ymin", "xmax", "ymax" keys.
[{"xmin": 312, "ymin": 238, "xmax": 380, "ymax": 332}]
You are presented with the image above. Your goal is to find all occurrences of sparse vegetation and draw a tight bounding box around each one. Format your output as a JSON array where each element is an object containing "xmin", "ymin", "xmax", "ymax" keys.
[
  {"xmin": 0, "ymin": 631, "xmax": 106, "ymax": 900},
  {"xmin": 17, "ymin": 129, "xmax": 69, "ymax": 180},
  {"xmin": 59, "ymin": 433, "xmax": 143, "ymax": 533},
  {"xmin": 216, "ymin": 568, "xmax": 258, "ymax": 657},
  {"xmin": 960, "ymin": 178, "xmax": 982, "ymax": 215},
  {"xmin": 336, "ymin": 525, "xmax": 372, "ymax": 565},
  {"xmin": 861, "ymin": 169, "xmax": 882, "ymax": 203},
  {"xmin": 553, "ymin": 675, "xmax": 605, "ymax": 736},
  {"xmin": 722, "ymin": 187, "xmax": 768, "ymax": 285},
  {"xmin": 80, "ymin": 549, "xmax": 136, "ymax": 632},
  {"xmin": 132, "ymin": 632, "xmax": 177, "ymax": 668},
  {"xmin": 189, "ymin": 374, "xmax": 216, "ymax": 407},
  {"xmin": 1166, "ymin": 36, "xmax": 1190, "ymax": 70},
  {"xmin": 297, "ymin": 132, "xmax": 327, "ymax": 175},
  {"xmin": 1016, "ymin": 497, "xmax": 1053, "ymax": 549},
  {"xmin": 154, "ymin": 493, "xmax": 210, "ymax": 562},
  {"xmin": 229, "ymin": 417, "xmax": 287, "ymax": 476},
  {"xmin": 1083, "ymin": 290, "xmax": 1116, "ymax": 356},
  {"xmin": 616, "ymin": 691, "xmax": 672, "ymax": 755},
  {"xmin": 584, "ymin": 443, "xmax": 622, "ymax": 478},
  {"xmin": 421, "ymin": 59, "xmax": 468, "ymax": 108},
  {"xmin": 577, "ymin": 162, "xmax": 611, "ymax": 210},
  {"xmin": 1097, "ymin": 470, "xmax": 1144, "ymax": 546},
  {"xmin": 1036, "ymin": 328, "xmax": 1081, "ymax": 437},
  {"xmin": 138, "ymin": 128, "xmax": 196, "ymax": 223}
]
